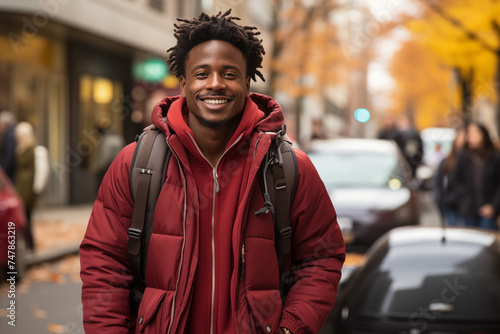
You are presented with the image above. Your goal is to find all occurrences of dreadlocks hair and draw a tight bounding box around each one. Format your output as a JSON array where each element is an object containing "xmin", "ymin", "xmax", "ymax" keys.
[{"xmin": 167, "ymin": 9, "xmax": 266, "ymax": 82}]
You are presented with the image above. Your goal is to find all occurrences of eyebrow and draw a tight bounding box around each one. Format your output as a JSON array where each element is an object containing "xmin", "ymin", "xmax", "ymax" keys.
[{"xmin": 192, "ymin": 64, "xmax": 242, "ymax": 72}]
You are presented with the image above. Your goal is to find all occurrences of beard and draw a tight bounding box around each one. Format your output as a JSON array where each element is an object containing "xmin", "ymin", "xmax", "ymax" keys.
[{"xmin": 193, "ymin": 112, "xmax": 243, "ymax": 130}]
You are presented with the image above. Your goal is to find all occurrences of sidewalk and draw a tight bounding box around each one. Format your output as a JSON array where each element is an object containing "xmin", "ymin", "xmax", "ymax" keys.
[{"xmin": 27, "ymin": 204, "xmax": 94, "ymax": 266}]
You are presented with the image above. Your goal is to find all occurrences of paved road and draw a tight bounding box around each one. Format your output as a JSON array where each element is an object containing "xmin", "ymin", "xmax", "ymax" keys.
[
  {"xmin": 418, "ymin": 190, "xmax": 442, "ymax": 227},
  {"xmin": 0, "ymin": 257, "xmax": 83, "ymax": 334}
]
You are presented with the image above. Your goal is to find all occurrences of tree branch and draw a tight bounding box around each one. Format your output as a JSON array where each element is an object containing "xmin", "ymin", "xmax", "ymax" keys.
[
  {"xmin": 426, "ymin": 0, "xmax": 498, "ymax": 54},
  {"xmin": 492, "ymin": 18, "xmax": 500, "ymax": 50}
]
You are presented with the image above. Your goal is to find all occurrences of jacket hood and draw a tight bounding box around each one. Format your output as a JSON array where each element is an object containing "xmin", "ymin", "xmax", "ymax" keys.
[{"xmin": 149, "ymin": 93, "xmax": 285, "ymax": 136}]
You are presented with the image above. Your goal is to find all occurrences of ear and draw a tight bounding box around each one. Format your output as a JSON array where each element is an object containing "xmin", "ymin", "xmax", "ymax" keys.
[
  {"xmin": 179, "ymin": 76, "xmax": 187, "ymax": 97},
  {"xmin": 245, "ymin": 77, "xmax": 250, "ymax": 98}
]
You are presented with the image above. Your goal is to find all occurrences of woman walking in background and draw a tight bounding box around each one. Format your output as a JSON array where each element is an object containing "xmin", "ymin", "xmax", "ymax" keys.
[
  {"xmin": 434, "ymin": 127, "xmax": 466, "ymax": 226},
  {"xmin": 14, "ymin": 122, "xmax": 37, "ymax": 250},
  {"xmin": 451, "ymin": 122, "xmax": 500, "ymax": 230}
]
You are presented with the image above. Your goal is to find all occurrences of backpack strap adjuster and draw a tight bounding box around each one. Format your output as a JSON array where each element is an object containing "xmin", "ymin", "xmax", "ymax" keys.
[
  {"xmin": 279, "ymin": 226, "xmax": 292, "ymax": 240},
  {"xmin": 275, "ymin": 179, "xmax": 287, "ymax": 190},
  {"xmin": 128, "ymin": 227, "xmax": 142, "ymax": 240},
  {"xmin": 141, "ymin": 168, "xmax": 153, "ymax": 175}
]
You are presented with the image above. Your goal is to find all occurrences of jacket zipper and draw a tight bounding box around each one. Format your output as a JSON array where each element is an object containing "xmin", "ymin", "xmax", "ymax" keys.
[
  {"xmin": 166, "ymin": 140, "xmax": 188, "ymax": 334},
  {"xmin": 239, "ymin": 244, "xmax": 245, "ymax": 281},
  {"xmin": 186, "ymin": 132, "xmax": 244, "ymax": 334},
  {"xmin": 213, "ymin": 169, "xmax": 220, "ymax": 193},
  {"xmin": 210, "ymin": 168, "xmax": 217, "ymax": 334}
]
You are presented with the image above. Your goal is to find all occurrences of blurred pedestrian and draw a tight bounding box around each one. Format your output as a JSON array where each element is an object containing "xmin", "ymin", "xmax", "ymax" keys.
[
  {"xmin": 451, "ymin": 122, "xmax": 500, "ymax": 230},
  {"xmin": 397, "ymin": 114, "xmax": 424, "ymax": 178},
  {"xmin": 434, "ymin": 127, "xmax": 465, "ymax": 226},
  {"xmin": 425, "ymin": 143, "xmax": 446, "ymax": 172},
  {"xmin": 0, "ymin": 110, "xmax": 17, "ymax": 181},
  {"xmin": 94, "ymin": 118, "xmax": 125, "ymax": 187},
  {"xmin": 378, "ymin": 114, "xmax": 405, "ymax": 151},
  {"xmin": 33, "ymin": 144, "xmax": 50, "ymax": 196},
  {"xmin": 14, "ymin": 122, "xmax": 37, "ymax": 250}
]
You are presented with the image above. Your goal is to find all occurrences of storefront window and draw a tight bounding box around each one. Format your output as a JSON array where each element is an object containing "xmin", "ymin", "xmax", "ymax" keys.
[
  {"xmin": 0, "ymin": 34, "xmax": 67, "ymax": 204},
  {"xmin": 0, "ymin": 63, "xmax": 11, "ymax": 111},
  {"xmin": 78, "ymin": 74, "xmax": 124, "ymax": 172}
]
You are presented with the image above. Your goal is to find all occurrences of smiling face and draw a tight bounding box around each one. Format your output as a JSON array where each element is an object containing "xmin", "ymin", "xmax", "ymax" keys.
[{"xmin": 180, "ymin": 40, "xmax": 250, "ymax": 131}]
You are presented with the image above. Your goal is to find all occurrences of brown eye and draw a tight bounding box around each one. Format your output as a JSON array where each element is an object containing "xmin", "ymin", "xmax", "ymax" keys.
[{"xmin": 195, "ymin": 72, "xmax": 208, "ymax": 78}]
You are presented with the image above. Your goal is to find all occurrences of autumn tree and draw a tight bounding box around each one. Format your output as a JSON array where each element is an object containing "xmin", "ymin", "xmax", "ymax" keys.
[
  {"xmin": 269, "ymin": 0, "xmax": 346, "ymax": 144},
  {"xmin": 406, "ymin": 0, "xmax": 499, "ymax": 128},
  {"xmin": 389, "ymin": 39, "xmax": 458, "ymax": 129}
]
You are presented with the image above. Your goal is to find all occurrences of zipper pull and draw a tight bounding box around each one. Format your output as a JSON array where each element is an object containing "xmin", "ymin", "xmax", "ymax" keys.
[
  {"xmin": 213, "ymin": 169, "xmax": 220, "ymax": 193},
  {"xmin": 239, "ymin": 244, "xmax": 245, "ymax": 281}
]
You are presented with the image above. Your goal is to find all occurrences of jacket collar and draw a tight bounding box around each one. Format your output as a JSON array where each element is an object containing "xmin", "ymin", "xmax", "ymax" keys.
[
  {"xmin": 150, "ymin": 93, "xmax": 285, "ymax": 136},
  {"xmin": 150, "ymin": 93, "xmax": 285, "ymax": 161}
]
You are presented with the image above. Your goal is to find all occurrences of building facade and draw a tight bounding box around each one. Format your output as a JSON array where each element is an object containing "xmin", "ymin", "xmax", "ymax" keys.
[{"xmin": 0, "ymin": 0, "xmax": 272, "ymax": 205}]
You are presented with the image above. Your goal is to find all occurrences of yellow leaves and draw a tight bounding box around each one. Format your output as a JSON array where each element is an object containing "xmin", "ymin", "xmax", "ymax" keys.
[
  {"xmin": 47, "ymin": 323, "xmax": 67, "ymax": 333},
  {"xmin": 393, "ymin": 0, "xmax": 500, "ymax": 127},
  {"xmin": 33, "ymin": 306, "xmax": 48, "ymax": 318},
  {"xmin": 389, "ymin": 39, "xmax": 457, "ymax": 129},
  {"xmin": 407, "ymin": 0, "xmax": 500, "ymax": 63},
  {"xmin": 272, "ymin": 0, "xmax": 348, "ymax": 97}
]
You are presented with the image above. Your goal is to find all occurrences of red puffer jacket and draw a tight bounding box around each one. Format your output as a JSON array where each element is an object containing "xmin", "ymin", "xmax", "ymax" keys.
[{"xmin": 80, "ymin": 93, "xmax": 345, "ymax": 334}]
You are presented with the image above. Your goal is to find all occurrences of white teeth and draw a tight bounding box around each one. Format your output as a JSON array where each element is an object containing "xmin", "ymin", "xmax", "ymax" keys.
[{"xmin": 204, "ymin": 99, "xmax": 228, "ymax": 104}]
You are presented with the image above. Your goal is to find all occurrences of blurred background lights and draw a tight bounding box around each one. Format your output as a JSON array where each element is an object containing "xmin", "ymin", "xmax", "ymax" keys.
[
  {"xmin": 354, "ymin": 108, "xmax": 370, "ymax": 123},
  {"xmin": 133, "ymin": 59, "xmax": 168, "ymax": 83},
  {"xmin": 93, "ymin": 77, "xmax": 113, "ymax": 104},
  {"xmin": 388, "ymin": 178, "xmax": 402, "ymax": 190}
]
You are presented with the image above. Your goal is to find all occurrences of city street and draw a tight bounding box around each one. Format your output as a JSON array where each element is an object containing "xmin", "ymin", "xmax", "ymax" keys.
[
  {"xmin": 418, "ymin": 190, "xmax": 442, "ymax": 228},
  {"xmin": 1, "ymin": 1, "xmax": 499, "ymax": 332},
  {"xmin": 0, "ymin": 191, "xmax": 442, "ymax": 333}
]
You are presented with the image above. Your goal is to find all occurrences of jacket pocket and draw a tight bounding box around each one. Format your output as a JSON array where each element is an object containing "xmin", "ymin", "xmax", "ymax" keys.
[
  {"xmin": 136, "ymin": 287, "xmax": 174, "ymax": 334},
  {"xmin": 246, "ymin": 290, "xmax": 282, "ymax": 334}
]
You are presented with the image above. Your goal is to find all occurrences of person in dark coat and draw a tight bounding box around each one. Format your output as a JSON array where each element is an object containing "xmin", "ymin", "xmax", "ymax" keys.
[
  {"xmin": 0, "ymin": 111, "xmax": 17, "ymax": 181},
  {"xmin": 397, "ymin": 115, "xmax": 424, "ymax": 178},
  {"xmin": 378, "ymin": 115, "xmax": 405, "ymax": 151},
  {"xmin": 451, "ymin": 122, "xmax": 500, "ymax": 230},
  {"xmin": 434, "ymin": 127, "xmax": 465, "ymax": 226}
]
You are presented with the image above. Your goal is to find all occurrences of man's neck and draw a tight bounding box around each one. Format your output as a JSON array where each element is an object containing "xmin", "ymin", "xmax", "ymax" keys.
[{"xmin": 188, "ymin": 114, "xmax": 240, "ymax": 167}]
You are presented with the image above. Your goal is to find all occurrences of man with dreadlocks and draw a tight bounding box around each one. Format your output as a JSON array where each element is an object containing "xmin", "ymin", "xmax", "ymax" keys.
[{"xmin": 80, "ymin": 9, "xmax": 345, "ymax": 334}]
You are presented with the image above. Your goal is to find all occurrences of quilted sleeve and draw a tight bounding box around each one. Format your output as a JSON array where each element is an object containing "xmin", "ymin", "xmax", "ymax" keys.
[
  {"xmin": 279, "ymin": 149, "xmax": 346, "ymax": 334},
  {"xmin": 80, "ymin": 143, "xmax": 137, "ymax": 333}
]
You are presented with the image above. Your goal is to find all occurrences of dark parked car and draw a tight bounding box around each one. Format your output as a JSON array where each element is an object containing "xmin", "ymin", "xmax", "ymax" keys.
[
  {"xmin": 308, "ymin": 138, "xmax": 419, "ymax": 251},
  {"xmin": 324, "ymin": 226, "xmax": 500, "ymax": 334},
  {"xmin": 0, "ymin": 167, "xmax": 28, "ymax": 280}
]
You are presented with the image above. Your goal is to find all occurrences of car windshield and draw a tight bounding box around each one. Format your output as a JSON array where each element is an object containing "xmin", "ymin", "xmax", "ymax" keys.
[
  {"xmin": 308, "ymin": 151, "xmax": 402, "ymax": 188},
  {"xmin": 351, "ymin": 243, "xmax": 500, "ymax": 321}
]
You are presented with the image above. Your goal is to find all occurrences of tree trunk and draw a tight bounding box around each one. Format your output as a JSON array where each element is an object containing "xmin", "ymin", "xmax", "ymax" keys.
[
  {"xmin": 455, "ymin": 67, "xmax": 474, "ymax": 125},
  {"xmin": 496, "ymin": 51, "xmax": 500, "ymax": 135},
  {"xmin": 267, "ymin": 0, "xmax": 283, "ymax": 97}
]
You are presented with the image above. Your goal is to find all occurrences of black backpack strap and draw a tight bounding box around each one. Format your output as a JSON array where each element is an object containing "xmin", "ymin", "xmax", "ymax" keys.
[
  {"xmin": 256, "ymin": 125, "xmax": 298, "ymax": 300},
  {"xmin": 128, "ymin": 126, "xmax": 171, "ymax": 281}
]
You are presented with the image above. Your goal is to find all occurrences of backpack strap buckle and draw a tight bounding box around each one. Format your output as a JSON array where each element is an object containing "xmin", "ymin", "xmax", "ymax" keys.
[{"xmin": 276, "ymin": 124, "xmax": 286, "ymax": 143}]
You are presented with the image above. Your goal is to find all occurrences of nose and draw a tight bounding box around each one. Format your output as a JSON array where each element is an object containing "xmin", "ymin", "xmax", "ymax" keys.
[{"xmin": 206, "ymin": 73, "xmax": 226, "ymax": 90}]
